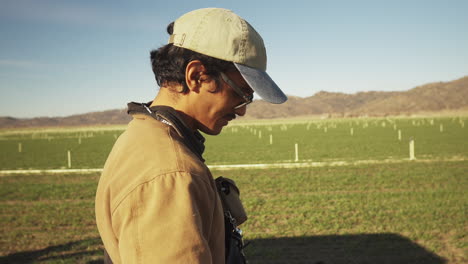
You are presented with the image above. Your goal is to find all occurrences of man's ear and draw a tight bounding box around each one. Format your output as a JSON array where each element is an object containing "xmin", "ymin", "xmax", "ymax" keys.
[{"xmin": 185, "ymin": 60, "xmax": 206, "ymax": 92}]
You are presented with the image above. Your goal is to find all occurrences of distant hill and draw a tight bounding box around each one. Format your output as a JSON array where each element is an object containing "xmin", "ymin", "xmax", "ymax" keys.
[
  {"xmin": 0, "ymin": 109, "xmax": 131, "ymax": 129},
  {"xmin": 244, "ymin": 76, "xmax": 468, "ymax": 119},
  {"xmin": 1, "ymin": 76, "xmax": 467, "ymax": 128}
]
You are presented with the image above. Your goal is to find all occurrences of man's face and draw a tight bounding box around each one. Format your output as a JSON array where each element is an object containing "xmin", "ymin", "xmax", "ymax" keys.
[{"xmin": 194, "ymin": 70, "xmax": 253, "ymax": 135}]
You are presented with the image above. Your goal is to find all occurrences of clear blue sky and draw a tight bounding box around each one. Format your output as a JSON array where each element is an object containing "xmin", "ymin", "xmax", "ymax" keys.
[{"xmin": 1, "ymin": 0, "xmax": 467, "ymax": 118}]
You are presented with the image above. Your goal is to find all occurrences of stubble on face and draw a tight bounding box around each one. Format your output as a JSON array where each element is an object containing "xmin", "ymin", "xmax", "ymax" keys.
[{"xmin": 193, "ymin": 71, "xmax": 249, "ymax": 135}]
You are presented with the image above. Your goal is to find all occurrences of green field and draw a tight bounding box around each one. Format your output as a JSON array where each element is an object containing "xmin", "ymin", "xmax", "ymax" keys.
[
  {"xmin": 1, "ymin": 116, "xmax": 467, "ymax": 169},
  {"xmin": 0, "ymin": 116, "xmax": 467, "ymax": 263}
]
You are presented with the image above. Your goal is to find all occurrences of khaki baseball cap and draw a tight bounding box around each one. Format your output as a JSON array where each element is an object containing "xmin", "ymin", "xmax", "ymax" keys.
[{"xmin": 168, "ymin": 8, "xmax": 287, "ymax": 104}]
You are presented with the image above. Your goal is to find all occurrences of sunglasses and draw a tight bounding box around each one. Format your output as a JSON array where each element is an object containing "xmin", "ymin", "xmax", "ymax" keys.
[{"xmin": 219, "ymin": 72, "xmax": 253, "ymax": 109}]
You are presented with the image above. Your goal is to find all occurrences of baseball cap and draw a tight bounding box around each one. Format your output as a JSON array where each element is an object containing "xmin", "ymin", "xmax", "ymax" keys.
[{"xmin": 168, "ymin": 8, "xmax": 287, "ymax": 104}]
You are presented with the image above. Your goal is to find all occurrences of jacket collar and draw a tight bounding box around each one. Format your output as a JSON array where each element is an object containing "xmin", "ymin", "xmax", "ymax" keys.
[{"xmin": 127, "ymin": 102, "xmax": 206, "ymax": 162}]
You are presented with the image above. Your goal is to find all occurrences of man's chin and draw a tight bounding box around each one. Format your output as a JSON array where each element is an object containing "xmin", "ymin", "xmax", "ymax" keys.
[
  {"xmin": 198, "ymin": 124, "xmax": 223, "ymax": 136},
  {"xmin": 196, "ymin": 118, "xmax": 231, "ymax": 135},
  {"xmin": 201, "ymin": 128, "xmax": 222, "ymax": 136}
]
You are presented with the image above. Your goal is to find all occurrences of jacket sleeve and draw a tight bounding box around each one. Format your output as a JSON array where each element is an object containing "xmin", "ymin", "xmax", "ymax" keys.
[{"xmin": 111, "ymin": 172, "xmax": 224, "ymax": 263}]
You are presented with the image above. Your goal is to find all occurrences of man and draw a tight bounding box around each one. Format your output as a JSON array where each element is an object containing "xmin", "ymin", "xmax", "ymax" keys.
[{"xmin": 95, "ymin": 8, "xmax": 287, "ymax": 263}]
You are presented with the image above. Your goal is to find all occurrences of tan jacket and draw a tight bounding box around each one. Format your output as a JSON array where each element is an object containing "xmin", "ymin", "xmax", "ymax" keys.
[{"xmin": 95, "ymin": 114, "xmax": 225, "ymax": 263}]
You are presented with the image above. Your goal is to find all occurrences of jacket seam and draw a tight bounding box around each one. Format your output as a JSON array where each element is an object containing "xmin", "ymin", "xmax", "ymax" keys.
[
  {"xmin": 135, "ymin": 198, "xmax": 142, "ymax": 263},
  {"xmin": 110, "ymin": 171, "xmax": 212, "ymax": 217},
  {"xmin": 168, "ymin": 125, "xmax": 185, "ymax": 172}
]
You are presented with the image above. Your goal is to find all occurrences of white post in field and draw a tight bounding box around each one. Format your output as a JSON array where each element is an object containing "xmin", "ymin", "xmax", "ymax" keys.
[
  {"xmin": 409, "ymin": 139, "xmax": 415, "ymax": 160},
  {"xmin": 67, "ymin": 150, "xmax": 72, "ymax": 168},
  {"xmin": 18, "ymin": 143, "xmax": 22, "ymax": 153},
  {"xmin": 398, "ymin": 130, "xmax": 402, "ymax": 141},
  {"xmin": 78, "ymin": 137, "xmax": 82, "ymax": 144},
  {"xmin": 269, "ymin": 134, "xmax": 273, "ymax": 145},
  {"xmin": 294, "ymin": 143, "xmax": 299, "ymax": 162},
  {"xmin": 440, "ymin": 124, "xmax": 444, "ymax": 132},
  {"xmin": 258, "ymin": 131, "xmax": 262, "ymax": 139},
  {"xmin": 350, "ymin": 128, "xmax": 354, "ymax": 136}
]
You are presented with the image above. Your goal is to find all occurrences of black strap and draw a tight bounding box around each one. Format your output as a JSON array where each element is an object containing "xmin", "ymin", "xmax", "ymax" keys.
[{"xmin": 127, "ymin": 102, "xmax": 206, "ymax": 162}]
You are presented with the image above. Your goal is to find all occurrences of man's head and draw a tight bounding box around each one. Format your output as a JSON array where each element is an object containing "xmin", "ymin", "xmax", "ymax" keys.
[{"xmin": 150, "ymin": 8, "xmax": 286, "ymax": 135}]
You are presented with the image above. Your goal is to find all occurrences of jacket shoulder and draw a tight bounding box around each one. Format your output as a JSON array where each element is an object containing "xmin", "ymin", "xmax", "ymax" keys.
[{"xmin": 97, "ymin": 114, "xmax": 212, "ymax": 215}]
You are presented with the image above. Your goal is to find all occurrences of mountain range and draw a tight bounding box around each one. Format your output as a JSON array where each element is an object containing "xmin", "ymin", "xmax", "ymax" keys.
[{"xmin": 1, "ymin": 76, "xmax": 467, "ymax": 128}]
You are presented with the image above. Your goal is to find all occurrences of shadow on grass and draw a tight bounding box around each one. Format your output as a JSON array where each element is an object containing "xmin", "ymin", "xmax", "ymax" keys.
[
  {"xmin": 244, "ymin": 233, "xmax": 447, "ymax": 264},
  {"xmin": 0, "ymin": 233, "xmax": 446, "ymax": 264},
  {"xmin": 0, "ymin": 237, "xmax": 103, "ymax": 264}
]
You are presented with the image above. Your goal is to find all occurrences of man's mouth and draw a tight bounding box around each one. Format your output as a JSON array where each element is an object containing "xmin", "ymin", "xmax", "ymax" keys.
[{"xmin": 224, "ymin": 114, "xmax": 236, "ymax": 121}]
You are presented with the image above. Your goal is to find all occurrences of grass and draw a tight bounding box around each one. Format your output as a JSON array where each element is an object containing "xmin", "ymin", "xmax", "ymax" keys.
[
  {"xmin": 0, "ymin": 116, "xmax": 466, "ymax": 263},
  {"xmin": 0, "ymin": 130, "xmax": 121, "ymax": 170},
  {"xmin": 0, "ymin": 161, "xmax": 466, "ymax": 263},
  {"xmin": 0, "ymin": 116, "xmax": 467, "ymax": 170}
]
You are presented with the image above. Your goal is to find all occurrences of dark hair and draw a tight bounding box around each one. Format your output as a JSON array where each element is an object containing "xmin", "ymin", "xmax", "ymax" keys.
[{"xmin": 150, "ymin": 22, "xmax": 235, "ymax": 93}]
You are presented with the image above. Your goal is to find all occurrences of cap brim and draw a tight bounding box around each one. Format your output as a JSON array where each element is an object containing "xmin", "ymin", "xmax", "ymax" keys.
[{"xmin": 234, "ymin": 63, "xmax": 287, "ymax": 104}]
